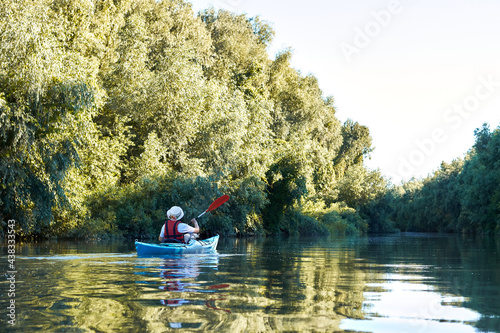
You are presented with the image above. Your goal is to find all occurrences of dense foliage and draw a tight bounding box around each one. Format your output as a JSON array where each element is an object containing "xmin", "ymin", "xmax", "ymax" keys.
[
  {"xmin": 2, "ymin": 0, "xmax": 496, "ymax": 240},
  {"xmin": 386, "ymin": 124, "xmax": 500, "ymax": 234},
  {"xmin": 1, "ymin": 0, "xmax": 381, "ymax": 239}
]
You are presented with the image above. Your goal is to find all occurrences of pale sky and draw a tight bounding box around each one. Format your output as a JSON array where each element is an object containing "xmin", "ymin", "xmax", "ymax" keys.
[{"xmin": 189, "ymin": 0, "xmax": 500, "ymax": 184}]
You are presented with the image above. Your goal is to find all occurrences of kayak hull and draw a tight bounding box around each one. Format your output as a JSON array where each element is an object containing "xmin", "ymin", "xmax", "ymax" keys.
[{"xmin": 135, "ymin": 235, "xmax": 219, "ymax": 256}]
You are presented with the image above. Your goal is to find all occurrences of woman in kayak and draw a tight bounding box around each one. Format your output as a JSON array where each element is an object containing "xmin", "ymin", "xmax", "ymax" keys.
[{"xmin": 159, "ymin": 206, "xmax": 200, "ymax": 243}]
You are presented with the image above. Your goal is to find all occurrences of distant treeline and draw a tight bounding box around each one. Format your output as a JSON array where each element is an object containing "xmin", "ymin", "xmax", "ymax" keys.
[
  {"xmin": 383, "ymin": 124, "xmax": 500, "ymax": 235},
  {"xmin": 0, "ymin": 0, "xmax": 498, "ymax": 240}
]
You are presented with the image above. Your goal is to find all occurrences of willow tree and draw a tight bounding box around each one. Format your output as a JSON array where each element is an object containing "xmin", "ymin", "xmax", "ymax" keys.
[
  {"xmin": 0, "ymin": 0, "xmax": 99, "ymax": 235},
  {"xmin": 197, "ymin": 9, "xmax": 275, "ymax": 181},
  {"xmin": 266, "ymin": 49, "xmax": 347, "ymax": 213},
  {"xmin": 96, "ymin": 0, "xmax": 211, "ymax": 178}
]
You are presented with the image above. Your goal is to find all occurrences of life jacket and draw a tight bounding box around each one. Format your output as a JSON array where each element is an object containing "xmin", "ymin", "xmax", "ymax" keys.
[{"xmin": 164, "ymin": 220, "xmax": 184, "ymax": 243}]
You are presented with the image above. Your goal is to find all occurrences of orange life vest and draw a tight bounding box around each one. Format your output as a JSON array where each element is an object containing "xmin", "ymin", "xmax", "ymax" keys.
[{"xmin": 164, "ymin": 220, "xmax": 184, "ymax": 243}]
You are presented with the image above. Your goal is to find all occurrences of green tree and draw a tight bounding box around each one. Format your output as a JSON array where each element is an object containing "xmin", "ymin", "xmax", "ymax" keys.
[
  {"xmin": 458, "ymin": 124, "xmax": 500, "ymax": 233},
  {"xmin": 0, "ymin": 0, "xmax": 100, "ymax": 236},
  {"xmin": 263, "ymin": 151, "xmax": 309, "ymax": 234},
  {"xmin": 333, "ymin": 119, "xmax": 373, "ymax": 179},
  {"xmin": 336, "ymin": 165, "xmax": 387, "ymax": 208},
  {"xmin": 199, "ymin": 8, "xmax": 272, "ymax": 94}
]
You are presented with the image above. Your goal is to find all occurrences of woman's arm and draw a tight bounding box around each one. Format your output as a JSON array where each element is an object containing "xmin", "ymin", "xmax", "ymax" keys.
[{"xmin": 159, "ymin": 224, "xmax": 165, "ymax": 242}]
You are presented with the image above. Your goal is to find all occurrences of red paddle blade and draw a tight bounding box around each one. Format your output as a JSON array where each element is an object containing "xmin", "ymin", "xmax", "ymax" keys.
[{"xmin": 207, "ymin": 195, "xmax": 229, "ymax": 212}]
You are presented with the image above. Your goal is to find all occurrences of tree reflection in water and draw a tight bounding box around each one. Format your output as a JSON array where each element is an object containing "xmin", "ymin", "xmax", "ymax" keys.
[
  {"xmin": 156, "ymin": 255, "xmax": 231, "ymax": 328},
  {"xmin": 6, "ymin": 234, "xmax": 499, "ymax": 332}
]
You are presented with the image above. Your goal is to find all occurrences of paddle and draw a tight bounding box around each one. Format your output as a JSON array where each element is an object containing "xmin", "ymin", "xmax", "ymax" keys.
[{"xmin": 197, "ymin": 195, "xmax": 229, "ymax": 219}]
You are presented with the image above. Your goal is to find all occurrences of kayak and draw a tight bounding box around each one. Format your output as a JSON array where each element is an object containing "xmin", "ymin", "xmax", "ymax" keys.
[{"xmin": 135, "ymin": 235, "xmax": 219, "ymax": 256}]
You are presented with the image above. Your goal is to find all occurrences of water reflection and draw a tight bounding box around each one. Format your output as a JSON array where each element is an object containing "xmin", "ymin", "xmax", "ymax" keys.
[
  {"xmin": 2, "ymin": 234, "xmax": 499, "ymax": 332},
  {"xmin": 156, "ymin": 255, "xmax": 230, "ymax": 310},
  {"xmin": 338, "ymin": 234, "xmax": 500, "ymax": 333},
  {"xmin": 133, "ymin": 254, "xmax": 236, "ymax": 330},
  {"xmin": 340, "ymin": 271, "xmax": 481, "ymax": 333},
  {"xmin": 158, "ymin": 256, "xmax": 207, "ymax": 294}
]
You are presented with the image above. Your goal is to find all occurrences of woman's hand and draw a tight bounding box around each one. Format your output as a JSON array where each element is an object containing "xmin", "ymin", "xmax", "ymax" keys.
[{"xmin": 191, "ymin": 218, "xmax": 200, "ymax": 233}]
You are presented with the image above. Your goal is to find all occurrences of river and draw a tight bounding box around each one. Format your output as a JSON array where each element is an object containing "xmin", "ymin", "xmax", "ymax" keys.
[{"xmin": 1, "ymin": 233, "xmax": 499, "ymax": 332}]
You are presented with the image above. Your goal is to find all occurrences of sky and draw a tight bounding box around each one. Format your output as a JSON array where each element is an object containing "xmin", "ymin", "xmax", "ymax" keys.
[{"xmin": 189, "ymin": 0, "xmax": 500, "ymax": 184}]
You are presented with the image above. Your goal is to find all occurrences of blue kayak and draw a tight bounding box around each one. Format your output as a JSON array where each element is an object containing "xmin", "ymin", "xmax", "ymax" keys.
[{"xmin": 135, "ymin": 235, "xmax": 219, "ymax": 256}]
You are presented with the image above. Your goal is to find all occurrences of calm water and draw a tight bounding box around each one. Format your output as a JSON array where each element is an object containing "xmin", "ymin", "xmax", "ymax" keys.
[{"xmin": 1, "ymin": 233, "xmax": 500, "ymax": 332}]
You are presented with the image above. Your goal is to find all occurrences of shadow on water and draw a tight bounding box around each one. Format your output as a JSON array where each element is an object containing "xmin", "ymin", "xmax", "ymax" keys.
[{"xmin": 1, "ymin": 233, "xmax": 499, "ymax": 332}]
